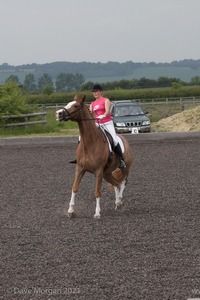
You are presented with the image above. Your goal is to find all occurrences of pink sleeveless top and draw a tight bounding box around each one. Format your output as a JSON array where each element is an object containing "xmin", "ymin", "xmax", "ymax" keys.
[{"xmin": 91, "ymin": 97, "xmax": 112, "ymax": 124}]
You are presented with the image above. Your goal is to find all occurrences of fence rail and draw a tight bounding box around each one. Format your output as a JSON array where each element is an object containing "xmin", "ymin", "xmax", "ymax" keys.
[
  {"xmin": 1, "ymin": 112, "xmax": 47, "ymax": 127},
  {"xmin": 138, "ymin": 97, "xmax": 200, "ymax": 105},
  {"xmin": 35, "ymin": 96, "xmax": 200, "ymax": 109}
]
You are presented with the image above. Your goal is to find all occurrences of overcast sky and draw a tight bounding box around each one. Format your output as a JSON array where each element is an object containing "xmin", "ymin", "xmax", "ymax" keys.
[{"xmin": 1, "ymin": 0, "xmax": 200, "ymax": 66}]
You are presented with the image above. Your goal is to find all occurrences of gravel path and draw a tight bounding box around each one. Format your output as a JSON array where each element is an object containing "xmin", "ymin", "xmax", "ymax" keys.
[{"xmin": 1, "ymin": 134, "xmax": 200, "ymax": 300}]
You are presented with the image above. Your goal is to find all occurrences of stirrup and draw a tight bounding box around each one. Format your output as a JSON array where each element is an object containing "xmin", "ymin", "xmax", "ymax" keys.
[
  {"xmin": 69, "ymin": 159, "xmax": 77, "ymax": 164},
  {"xmin": 119, "ymin": 159, "xmax": 126, "ymax": 169}
]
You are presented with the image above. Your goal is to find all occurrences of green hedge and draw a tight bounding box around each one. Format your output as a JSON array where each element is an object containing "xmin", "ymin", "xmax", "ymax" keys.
[{"xmin": 23, "ymin": 86, "xmax": 200, "ymax": 105}]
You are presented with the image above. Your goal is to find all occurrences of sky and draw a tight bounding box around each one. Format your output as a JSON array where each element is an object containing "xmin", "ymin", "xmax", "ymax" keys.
[{"xmin": 1, "ymin": 0, "xmax": 200, "ymax": 66}]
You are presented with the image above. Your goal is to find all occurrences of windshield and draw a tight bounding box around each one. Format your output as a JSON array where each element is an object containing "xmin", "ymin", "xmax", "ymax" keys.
[{"xmin": 114, "ymin": 105, "xmax": 144, "ymax": 117}]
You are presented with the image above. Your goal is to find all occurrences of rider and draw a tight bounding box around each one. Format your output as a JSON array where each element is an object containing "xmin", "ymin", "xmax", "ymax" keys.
[{"xmin": 70, "ymin": 83, "xmax": 126, "ymax": 168}]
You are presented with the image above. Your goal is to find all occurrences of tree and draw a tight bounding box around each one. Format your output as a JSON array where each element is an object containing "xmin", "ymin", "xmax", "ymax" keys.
[
  {"xmin": 55, "ymin": 73, "xmax": 69, "ymax": 92},
  {"xmin": 5, "ymin": 75, "xmax": 20, "ymax": 84},
  {"xmin": 171, "ymin": 82, "xmax": 183, "ymax": 89},
  {"xmin": 23, "ymin": 73, "xmax": 37, "ymax": 92},
  {"xmin": 38, "ymin": 73, "xmax": 54, "ymax": 92},
  {"xmin": 72, "ymin": 73, "xmax": 85, "ymax": 91},
  {"xmin": 80, "ymin": 81, "xmax": 94, "ymax": 91},
  {"xmin": 190, "ymin": 76, "xmax": 200, "ymax": 85},
  {"xmin": 0, "ymin": 81, "xmax": 30, "ymax": 116},
  {"xmin": 41, "ymin": 84, "xmax": 54, "ymax": 95},
  {"xmin": 56, "ymin": 72, "xmax": 85, "ymax": 92}
]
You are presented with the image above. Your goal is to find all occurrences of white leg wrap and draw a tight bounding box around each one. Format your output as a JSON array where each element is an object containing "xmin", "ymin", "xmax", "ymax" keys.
[
  {"xmin": 68, "ymin": 191, "xmax": 76, "ymax": 213},
  {"xmin": 114, "ymin": 187, "xmax": 122, "ymax": 205},
  {"xmin": 114, "ymin": 180, "xmax": 126, "ymax": 208},
  {"xmin": 94, "ymin": 197, "xmax": 101, "ymax": 218}
]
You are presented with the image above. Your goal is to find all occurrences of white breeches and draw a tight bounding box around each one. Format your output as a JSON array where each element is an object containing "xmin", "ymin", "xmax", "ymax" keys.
[{"xmin": 97, "ymin": 121, "xmax": 123, "ymax": 149}]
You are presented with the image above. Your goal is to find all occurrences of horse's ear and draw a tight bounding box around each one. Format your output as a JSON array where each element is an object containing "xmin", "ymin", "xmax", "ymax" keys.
[
  {"xmin": 74, "ymin": 95, "xmax": 86, "ymax": 104},
  {"xmin": 82, "ymin": 95, "xmax": 86, "ymax": 103}
]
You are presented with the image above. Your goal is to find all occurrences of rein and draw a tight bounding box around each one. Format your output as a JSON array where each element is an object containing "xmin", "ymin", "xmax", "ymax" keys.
[{"xmin": 63, "ymin": 102, "xmax": 107, "ymax": 142}]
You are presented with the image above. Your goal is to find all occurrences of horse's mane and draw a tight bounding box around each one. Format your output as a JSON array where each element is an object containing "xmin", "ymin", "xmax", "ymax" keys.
[
  {"xmin": 74, "ymin": 94, "xmax": 94, "ymax": 119},
  {"xmin": 85, "ymin": 103, "xmax": 94, "ymax": 118}
]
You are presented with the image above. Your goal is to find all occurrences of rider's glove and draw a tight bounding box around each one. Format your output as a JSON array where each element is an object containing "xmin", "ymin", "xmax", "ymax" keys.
[{"xmin": 97, "ymin": 114, "xmax": 106, "ymax": 119}]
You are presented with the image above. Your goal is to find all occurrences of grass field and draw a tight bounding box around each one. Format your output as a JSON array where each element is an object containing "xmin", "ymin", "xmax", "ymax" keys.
[
  {"xmin": 1, "ymin": 102, "xmax": 199, "ymax": 137},
  {"xmin": 0, "ymin": 111, "xmax": 79, "ymax": 137}
]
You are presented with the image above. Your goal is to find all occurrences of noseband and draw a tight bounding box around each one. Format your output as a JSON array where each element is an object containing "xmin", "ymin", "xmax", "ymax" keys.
[{"xmin": 62, "ymin": 103, "xmax": 83, "ymax": 121}]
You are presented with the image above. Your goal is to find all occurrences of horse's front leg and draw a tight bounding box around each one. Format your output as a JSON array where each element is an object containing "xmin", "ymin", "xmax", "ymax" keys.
[
  {"xmin": 94, "ymin": 197, "xmax": 101, "ymax": 219},
  {"xmin": 68, "ymin": 191, "xmax": 76, "ymax": 218},
  {"xmin": 94, "ymin": 173, "xmax": 103, "ymax": 219},
  {"xmin": 68, "ymin": 168, "xmax": 85, "ymax": 218}
]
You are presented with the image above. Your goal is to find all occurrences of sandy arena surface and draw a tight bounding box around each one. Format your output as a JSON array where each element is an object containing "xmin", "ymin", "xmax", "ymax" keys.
[{"xmin": 1, "ymin": 134, "xmax": 200, "ymax": 300}]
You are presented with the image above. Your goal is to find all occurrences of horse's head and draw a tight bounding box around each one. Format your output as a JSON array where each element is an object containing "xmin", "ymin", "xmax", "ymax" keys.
[{"xmin": 56, "ymin": 95, "xmax": 86, "ymax": 121}]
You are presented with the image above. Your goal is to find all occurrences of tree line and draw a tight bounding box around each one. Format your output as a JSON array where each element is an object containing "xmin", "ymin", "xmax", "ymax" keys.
[
  {"xmin": 2, "ymin": 79, "xmax": 200, "ymax": 118},
  {"xmin": 4, "ymin": 72, "xmax": 200, "ymax": 95},
  {"xmin": 5, "ymin": 72, "xmax": 85, "ymax": 94},
  {"xmin": 2, "ymin": 59, "xmax": 200, "ymax": 79}
]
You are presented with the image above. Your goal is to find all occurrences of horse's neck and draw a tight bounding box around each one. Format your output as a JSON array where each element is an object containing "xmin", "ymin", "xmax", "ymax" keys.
[{"xmin": 78, "ymin": 108, "xmax": 100, "ymax": 144}]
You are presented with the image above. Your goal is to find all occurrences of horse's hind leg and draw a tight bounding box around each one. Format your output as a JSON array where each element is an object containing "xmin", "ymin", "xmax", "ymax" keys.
[{"xmin": 114, "ymin": 179, "xmax": 126, "ymax": 210}]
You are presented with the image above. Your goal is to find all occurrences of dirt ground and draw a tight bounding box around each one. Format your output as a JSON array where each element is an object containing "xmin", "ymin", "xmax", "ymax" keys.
[
  {"xmin": 151, "ymin": 105, "xmax": 200, "ymax": 133},
  {"xmin": 1, "ymin": 135, "xmax": 200, "ymax": 300}
]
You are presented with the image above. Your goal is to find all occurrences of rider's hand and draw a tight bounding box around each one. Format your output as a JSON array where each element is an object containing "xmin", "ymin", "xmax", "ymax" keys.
[{"xmin": 97, "ymin": 114, "xmax": 106, "ymax": 119}]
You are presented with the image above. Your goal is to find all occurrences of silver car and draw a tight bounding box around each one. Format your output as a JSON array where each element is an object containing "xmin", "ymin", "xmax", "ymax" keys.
[{"xmin": 111, "ymin": 100, "xmax": 151, "ymax": 133}]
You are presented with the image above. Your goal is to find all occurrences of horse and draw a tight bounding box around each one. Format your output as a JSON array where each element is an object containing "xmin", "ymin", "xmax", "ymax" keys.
[{"xmin": 56, "ymin": 95, "xmax": 133, "ymax": 219}]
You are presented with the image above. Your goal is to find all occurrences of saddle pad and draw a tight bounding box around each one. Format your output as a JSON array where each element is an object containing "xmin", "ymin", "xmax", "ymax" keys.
[{"xmin": 100, "ymin": 126, "xmax": 125, "ymax": 153}]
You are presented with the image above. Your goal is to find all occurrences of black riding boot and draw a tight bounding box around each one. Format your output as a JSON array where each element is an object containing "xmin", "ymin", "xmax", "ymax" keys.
[
  {"xmin": 69, "ymin": 159, "xmax": 77, "ymax": 164},
  {"xmin": 114, "ymin": 143, "xmax": 126, "ymax": 168}
]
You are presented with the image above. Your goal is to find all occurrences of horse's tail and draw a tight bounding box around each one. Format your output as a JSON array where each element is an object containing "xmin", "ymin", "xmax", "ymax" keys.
[{"xmin": 107, "ymin": 168, "xmax": 122, "ymax": 191}]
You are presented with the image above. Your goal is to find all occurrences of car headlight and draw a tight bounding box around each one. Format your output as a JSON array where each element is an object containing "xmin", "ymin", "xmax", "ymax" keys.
[
  {"xmin": 115, "ymin": 122, "xmax": 126, "ymax": 127},
  {"xmin": 142, "ymin": 120, "xmax": 150, "ymax": 126}
]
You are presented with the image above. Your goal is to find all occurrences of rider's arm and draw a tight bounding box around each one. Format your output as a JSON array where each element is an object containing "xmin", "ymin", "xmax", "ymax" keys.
[{"xmin": 104, "ymin": 98, "xmax": 111, "ymax": 116}]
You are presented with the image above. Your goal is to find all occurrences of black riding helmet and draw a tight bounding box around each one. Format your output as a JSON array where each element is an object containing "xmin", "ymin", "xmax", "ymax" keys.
[{"xmin": 91, "ymin": 83, "xmax": 103, "ymax": 92}]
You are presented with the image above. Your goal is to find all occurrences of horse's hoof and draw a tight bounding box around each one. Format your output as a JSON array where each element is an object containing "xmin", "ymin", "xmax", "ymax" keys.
[
  {"xmin": 94, "ymin": 214, "xmax": 101, "ymax": 219},
  {"xmin": 115, "ymin": 202, "xmax": 124, "ymax": 210},
  {"xmin": 68, "ymin": 212, "xmax": 76, "ymax": 219}
]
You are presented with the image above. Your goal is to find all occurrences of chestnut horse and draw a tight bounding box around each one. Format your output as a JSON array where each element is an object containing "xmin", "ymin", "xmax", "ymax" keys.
[{"xmin": 56, "ymin": 95, "xmax": 133, "ymax": 219}]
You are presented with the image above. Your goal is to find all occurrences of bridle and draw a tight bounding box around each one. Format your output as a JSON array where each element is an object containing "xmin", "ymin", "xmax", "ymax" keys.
[
  {"xmin": 61, "ymin": 102, "xmax": 83, "ymax": 121},
  {"xmin": 61, "ymin": 102, "xmax": 108, "ymax": 143},
  {"xmin": 62, "ymin": 102, "xmax": 96, "ymax": 121}
]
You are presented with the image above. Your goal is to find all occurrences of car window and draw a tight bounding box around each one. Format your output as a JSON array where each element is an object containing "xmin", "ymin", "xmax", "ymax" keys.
[
  {"xmin": 129, "ymin": 105, "xmax": 144, "ymax": 115},
  {"xmin": 115, "ymin": 105, "xmax": 144, "ymax": 116}
]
